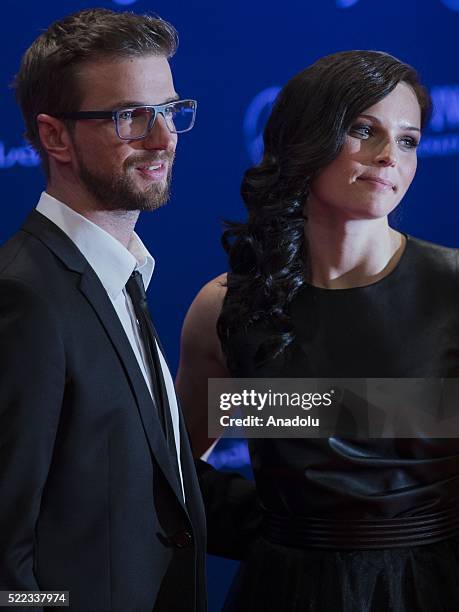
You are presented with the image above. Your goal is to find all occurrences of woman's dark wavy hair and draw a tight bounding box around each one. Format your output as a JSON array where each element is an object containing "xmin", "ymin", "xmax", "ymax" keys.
[{"xmin": 217, "ymin": 50, "xmax": 432, "ymax": 372}]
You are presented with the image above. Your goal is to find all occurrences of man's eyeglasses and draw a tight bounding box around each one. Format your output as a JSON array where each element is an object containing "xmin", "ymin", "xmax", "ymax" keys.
[{"xmin": 55, "ymin": 99, "xmax": 197, "ymax": 140}]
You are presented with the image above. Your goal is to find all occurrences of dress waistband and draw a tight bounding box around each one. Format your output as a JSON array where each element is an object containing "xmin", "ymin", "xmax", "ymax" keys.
[{"xmin": 263, "ymin": 505, "xmax": 459, "ymax": 550}]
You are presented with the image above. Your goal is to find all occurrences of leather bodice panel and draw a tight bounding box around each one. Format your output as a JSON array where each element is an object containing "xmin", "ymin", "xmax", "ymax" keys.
[{"xmin": 228, "ymin": 236, "xmax": 459, "ymax": 519}]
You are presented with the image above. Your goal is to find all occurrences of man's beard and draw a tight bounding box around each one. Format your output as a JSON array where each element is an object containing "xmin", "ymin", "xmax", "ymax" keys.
[{"xmin": 74, "ymin": 147, "xmax": 174, "ymax": 212}]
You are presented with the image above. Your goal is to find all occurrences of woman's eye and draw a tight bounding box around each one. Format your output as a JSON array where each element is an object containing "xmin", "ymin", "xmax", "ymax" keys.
[
  {"xmin": 350, "ymin": 124, "xmax": 372, "ymax": 138},
  {"xmin": 399, "ymin": 136, "xmax": 419, "ymax": 149}
]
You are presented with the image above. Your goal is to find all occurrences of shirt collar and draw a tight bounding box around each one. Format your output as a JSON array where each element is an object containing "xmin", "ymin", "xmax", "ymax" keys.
[{"xmin": 36, "ymin": 191, "xmax": 155, "ymax": 299}]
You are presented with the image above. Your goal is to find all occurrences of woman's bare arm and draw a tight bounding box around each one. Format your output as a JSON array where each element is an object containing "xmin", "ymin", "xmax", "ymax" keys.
[{"xmin": 176, "ymin": 273, "xmax": 229, "ymax": 458}]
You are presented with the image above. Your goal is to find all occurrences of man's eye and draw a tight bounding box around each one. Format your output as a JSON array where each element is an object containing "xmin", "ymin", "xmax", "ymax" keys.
[
  {"xmin": 350, "ymin": 124, "xmax": 372, "ymax": 138},
  {"xmin": 164, "ymin": 105, "xmax": 177, "ymax": 118},
  {"xmin": 119, "ymin": 110, "xmax": 133, "ymax": 121}
]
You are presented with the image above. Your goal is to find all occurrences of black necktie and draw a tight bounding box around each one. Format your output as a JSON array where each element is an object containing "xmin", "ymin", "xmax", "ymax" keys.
[{"xmin": 125, "ymin": 271, "xmax": 179, "ymax": 475}]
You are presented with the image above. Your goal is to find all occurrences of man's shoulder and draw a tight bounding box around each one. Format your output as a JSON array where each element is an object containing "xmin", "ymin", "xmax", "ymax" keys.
[
  {"xmin": 1, "ymin": 226, "xmax": 54, "ymax": 275},
  {"xmin": 0, "ymin": 223, "xmax": 77, "ymax": 302}
]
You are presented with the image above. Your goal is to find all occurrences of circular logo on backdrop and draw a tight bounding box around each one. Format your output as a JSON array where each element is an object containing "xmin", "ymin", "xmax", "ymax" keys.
[
  {"xmin": 441, "ymin": 0, "xmax": 459, "ymax": 9},
  {"xmin": 243, "ymin": 86, "xmax": 281, "ymax": 164},
  {"xmin": 112, "ymin": 0, "xmax": 139, "ymax": 5}
]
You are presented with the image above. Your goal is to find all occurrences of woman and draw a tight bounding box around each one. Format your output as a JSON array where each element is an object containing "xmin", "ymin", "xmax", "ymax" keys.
[{"xmin": 177, "ymin": 50, "xmax": 459, "ymax": 611}]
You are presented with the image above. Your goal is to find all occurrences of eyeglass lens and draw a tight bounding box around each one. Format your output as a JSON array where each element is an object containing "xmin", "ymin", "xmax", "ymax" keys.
[{"xmin": 116, "ymin": 101, "xmax": 195, "ymax": 138}]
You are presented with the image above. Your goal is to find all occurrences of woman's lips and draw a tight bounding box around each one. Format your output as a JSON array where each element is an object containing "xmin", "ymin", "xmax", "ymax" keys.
[{"xmin": 357, "ymin": 175, "xmax": 395, "ymax": 191}]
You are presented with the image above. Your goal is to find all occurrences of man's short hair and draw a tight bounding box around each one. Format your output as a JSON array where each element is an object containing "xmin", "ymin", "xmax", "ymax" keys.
[{"xmin": 13, "ymin": 8, "xmax": 178, "ymax": 176}]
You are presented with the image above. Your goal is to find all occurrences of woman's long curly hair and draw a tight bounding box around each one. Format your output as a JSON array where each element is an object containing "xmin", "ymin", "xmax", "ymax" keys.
[{"xmin": 217, "ymin": 50, "xmax": 432, "ymax": 372}]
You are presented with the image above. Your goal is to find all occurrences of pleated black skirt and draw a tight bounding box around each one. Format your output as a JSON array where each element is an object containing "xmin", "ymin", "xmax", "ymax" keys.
[{"xmin": 222, "ymin": 536, "xmax": 459, "ymax": 612}]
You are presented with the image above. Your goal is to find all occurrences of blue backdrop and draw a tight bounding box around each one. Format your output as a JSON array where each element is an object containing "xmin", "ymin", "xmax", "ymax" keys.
[{"xmin": 2, "ymin": 0, "xmax": 459, "ymax": 609}]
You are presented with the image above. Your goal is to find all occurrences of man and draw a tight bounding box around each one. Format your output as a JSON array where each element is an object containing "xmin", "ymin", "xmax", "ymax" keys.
[{"xmin": 0, "ymin": 8, "xmax": 259, "ymax": 612}]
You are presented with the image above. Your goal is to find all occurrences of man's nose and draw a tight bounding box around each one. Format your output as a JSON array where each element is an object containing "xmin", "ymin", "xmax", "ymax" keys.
[{"xmin": 142, "ymin": 113, "xmax": 176, "ymax": 151}]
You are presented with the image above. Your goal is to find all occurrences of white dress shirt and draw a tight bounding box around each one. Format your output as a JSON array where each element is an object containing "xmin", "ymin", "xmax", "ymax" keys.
[{"xmin": 36, "ymin": 192, "xmax": 184, "ymax": 497}]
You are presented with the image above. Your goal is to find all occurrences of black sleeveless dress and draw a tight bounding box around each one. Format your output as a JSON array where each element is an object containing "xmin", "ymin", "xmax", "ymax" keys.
[{"xmin": 222, "ymin": 236, "xmax": 459, "ymax": 612}]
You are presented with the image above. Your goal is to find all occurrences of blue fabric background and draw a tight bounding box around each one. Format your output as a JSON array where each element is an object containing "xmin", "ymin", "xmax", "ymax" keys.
[{"xmin": 2, "ymin": 0, "xmax": 459, "ymax": 608}]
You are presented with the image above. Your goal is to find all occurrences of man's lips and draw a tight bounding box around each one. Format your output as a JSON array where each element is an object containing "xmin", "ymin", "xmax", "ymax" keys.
[
  {"xmin": 135, "ymin": 162, "xmax": 167, "ymax": 179},
  {"xmin": 357, "ymin": 175, "xmax": 396, "ymax": 191}
]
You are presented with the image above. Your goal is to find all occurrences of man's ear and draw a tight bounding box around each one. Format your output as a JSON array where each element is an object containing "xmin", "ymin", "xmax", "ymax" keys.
[{"xmin": 37, "ymin": 113, "xmax": 73, "ymax": 165}]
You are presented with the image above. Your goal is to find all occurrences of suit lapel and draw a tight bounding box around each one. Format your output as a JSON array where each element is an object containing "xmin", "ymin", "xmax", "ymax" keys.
[
  {"xmin": 78, "ymin": 271, "xmax": 187, "ymax": 510},
  {"xmin": 178, "ymin": 410, "xmax": 206, "ymax": 536},
  {"xmin": 151, "ymin": 320, "xmax": 206, "ymax": 526},
  {"xmin": 22, "ymin": 210, "xmax": 187, "ymax": 512}
]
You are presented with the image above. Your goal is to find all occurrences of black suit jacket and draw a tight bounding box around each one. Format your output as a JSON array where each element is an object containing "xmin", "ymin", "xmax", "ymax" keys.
[{"xmin": 0, "ymin": 210, "xmax": 208, "ymax": 612}]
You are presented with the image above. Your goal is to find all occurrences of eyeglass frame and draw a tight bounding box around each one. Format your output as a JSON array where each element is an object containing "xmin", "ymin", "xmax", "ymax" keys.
[{"xmin": 53, "ymin": 99, "xmax": 197, "ymax": 140}]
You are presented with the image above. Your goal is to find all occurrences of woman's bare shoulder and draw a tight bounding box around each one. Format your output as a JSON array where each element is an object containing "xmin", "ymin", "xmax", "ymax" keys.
[
  {"xmin": 180, "ymin": 273, "xmax": 228, "ymax": 357},
  {"xmin": 186, "ymin": 273, "xmax": 228, "ymax": 321}
]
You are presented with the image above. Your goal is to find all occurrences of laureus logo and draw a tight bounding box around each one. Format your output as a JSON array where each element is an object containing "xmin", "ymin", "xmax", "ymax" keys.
[
  {"xmin": 0, "ymin": 142, "xmax": 39, "ymax": 169},
  {"xmin": 418, "ymin": 86, "xmax": 459, "ymax": 157},
  {"xmin": 336, "ymin": 0, "xmax": 360, "ymax": 7}
]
